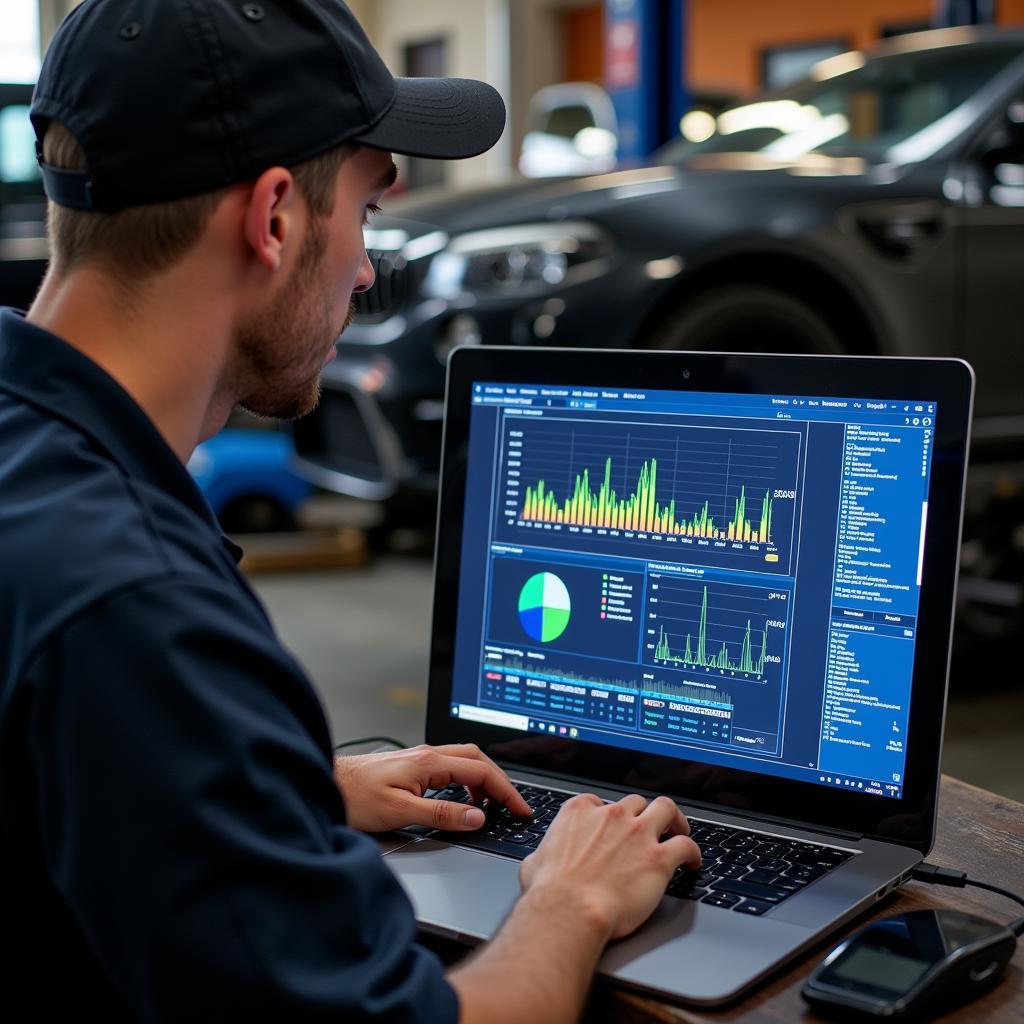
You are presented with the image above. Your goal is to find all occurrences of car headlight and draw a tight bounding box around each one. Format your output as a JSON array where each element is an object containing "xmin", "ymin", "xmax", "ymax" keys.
[{"xmin": 424, "ymin": 222, "xmax": 613, "ymax": 299}]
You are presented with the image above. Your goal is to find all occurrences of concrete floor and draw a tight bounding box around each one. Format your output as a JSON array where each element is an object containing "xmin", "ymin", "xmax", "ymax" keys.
[
  {"xmin": 256, "ymin": 557, "xmax": 435, "ymax": 747},
  {"xmin": 252, "ymin": 556, "xmax": 1024, "ymax": 803}
]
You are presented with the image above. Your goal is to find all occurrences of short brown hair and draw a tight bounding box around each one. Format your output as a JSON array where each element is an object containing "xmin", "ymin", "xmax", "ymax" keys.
[{"xmin": 42, "ymin": 121, "xmax": 352, "ymax": 279}]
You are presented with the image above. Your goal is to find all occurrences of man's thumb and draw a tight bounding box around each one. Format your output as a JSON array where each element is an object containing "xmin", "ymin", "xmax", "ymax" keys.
[{"xmin": 407, "ymin": 797, "xmax": 486, "ymax": 831}]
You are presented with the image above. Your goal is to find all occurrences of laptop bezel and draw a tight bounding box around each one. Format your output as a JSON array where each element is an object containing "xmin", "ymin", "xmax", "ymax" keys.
[{"xmin": 426, "ymin": 347, "xmax": 973, "ymax": 855}]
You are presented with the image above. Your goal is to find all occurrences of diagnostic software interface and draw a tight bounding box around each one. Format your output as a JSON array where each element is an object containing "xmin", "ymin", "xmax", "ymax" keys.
[{"xmin": 449, "ymin": 382, "xmax": 937, "ymax": 799}]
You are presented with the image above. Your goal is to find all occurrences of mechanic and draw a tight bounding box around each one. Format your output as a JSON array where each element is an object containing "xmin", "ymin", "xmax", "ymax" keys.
[{"xmin": 0, "ymin": 2, "xmax": 700, "ymax": 1021}]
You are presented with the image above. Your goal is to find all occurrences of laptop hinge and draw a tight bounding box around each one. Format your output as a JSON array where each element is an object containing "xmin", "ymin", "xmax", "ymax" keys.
[
  {"xmin": 503, "ymin": 768, "xmax": 865, "ymax": 842},
  {"xmin": 658, "ymin": 800, "xmax": 863, "ymax": 843}
]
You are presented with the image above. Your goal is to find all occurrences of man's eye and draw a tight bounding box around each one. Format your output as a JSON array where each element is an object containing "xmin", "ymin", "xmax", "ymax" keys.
[{"xmin": 362, "ymin": 203, "xmax": 382, "ymax": 226}]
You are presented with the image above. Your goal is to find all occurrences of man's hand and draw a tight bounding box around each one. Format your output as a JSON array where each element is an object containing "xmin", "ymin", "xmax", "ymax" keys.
[
  {"xmin": 450, "ymin": 793, "xmax": 701, "ymax": 1024},
  {"xmin": 333, "ymin": 743, "xmax": 533, "ymax": 833},
  {"xmin": 519, "ymin": 793, "xmax": 701, "ymax": 940}
]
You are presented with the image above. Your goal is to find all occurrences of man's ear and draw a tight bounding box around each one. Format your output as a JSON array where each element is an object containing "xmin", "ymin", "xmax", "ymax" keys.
[{"xmin": 243, "ymin": 167, "xmax": 297, "ymax": 273}]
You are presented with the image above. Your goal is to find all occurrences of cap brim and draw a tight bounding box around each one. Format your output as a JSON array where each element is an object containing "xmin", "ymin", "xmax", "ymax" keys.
[{"xmin": 353, "ymin": 77, "xmax": 505, "ymax": 160}]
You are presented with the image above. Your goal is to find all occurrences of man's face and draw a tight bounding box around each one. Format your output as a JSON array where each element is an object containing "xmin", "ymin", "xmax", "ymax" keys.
[{"xmin": 232, "ymin": 146, "xmax": 397, "ymax": 420}]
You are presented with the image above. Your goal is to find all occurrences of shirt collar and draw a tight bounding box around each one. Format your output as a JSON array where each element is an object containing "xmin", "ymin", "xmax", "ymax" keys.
[{"xmin": 0, "ymin": 308, "xmax": 244, "ymax": 564}]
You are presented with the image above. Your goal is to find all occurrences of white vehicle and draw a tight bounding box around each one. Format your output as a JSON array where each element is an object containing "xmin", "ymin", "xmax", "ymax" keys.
[{"xmin": 518, "ymin": 81, "xmax": 619, "ymax": 177}]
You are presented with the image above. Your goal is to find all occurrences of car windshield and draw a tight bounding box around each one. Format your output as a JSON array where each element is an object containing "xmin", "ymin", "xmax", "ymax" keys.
[{"xmin": 658, "ymin": 43, "xmax": 1023, "ymax": 165}]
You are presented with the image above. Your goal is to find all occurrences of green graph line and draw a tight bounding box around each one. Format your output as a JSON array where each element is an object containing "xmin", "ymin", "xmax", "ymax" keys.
[{"xmin": 654, "ymin": 586, "xmax": 766, "ymax": 675}]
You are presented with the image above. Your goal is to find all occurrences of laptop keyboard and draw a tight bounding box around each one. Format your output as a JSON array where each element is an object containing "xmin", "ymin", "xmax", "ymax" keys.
[{"xmin": 419, "ymin": 783, "xmax": 855, "ymax": 918}]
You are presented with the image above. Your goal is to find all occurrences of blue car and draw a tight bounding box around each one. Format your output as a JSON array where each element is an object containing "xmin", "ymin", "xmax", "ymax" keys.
[{"xmin": 187, "ymin": 428, "xmax": 312, "ymax": 534}]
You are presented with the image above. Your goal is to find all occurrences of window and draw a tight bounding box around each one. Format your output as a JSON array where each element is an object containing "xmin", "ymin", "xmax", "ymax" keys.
[
  {"xmin": 0, "ymin": 0, "xmax": 41, "ymax": 85},
  {"xmin": 403, "ymin": 38, "xmax": 447, "ymax": 191},
  {"xmin": 881, "ymin": 20, "xmax": 933, "ymax": 38},
  {"xmin": 0, "ymin": 105, "xmax": 39, "ymax": 184},
  {"xmin": 761, "ymin": 39, "xmax": 848, "ymax": 90},
  {"xmin": 657, "ymin": 45, "xmax": 1022, "ymax": 166}
]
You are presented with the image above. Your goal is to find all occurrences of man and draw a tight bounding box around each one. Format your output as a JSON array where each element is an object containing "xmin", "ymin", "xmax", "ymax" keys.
[{"xmin": 0, "ymin": 2, "xmax": 700, "ymax": 1021}]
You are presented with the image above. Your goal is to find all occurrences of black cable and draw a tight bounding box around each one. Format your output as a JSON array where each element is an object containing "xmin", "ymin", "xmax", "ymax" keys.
[
  {"xmin": 912, "ymin": 862, "xmax": 1024, "ymax": 936},
  {"xmin": 333, "ymin": 735, "xmax": 407, "ymax": 754},
  {"xmin": 966, "ymin": 879, "xmax": 1024, "ymax": 914}
]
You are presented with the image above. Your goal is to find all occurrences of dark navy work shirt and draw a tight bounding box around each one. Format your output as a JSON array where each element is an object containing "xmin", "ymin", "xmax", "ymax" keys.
[{"xmin": 0, "ymin": 309, "xmax": 457, "ymax": 1022}]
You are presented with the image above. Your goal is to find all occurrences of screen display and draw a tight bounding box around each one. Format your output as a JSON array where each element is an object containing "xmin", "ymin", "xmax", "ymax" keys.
[
  {"xmin": 448, "ymin": 383, "xmax": 937, "ymax": 799},
  {"xmin": 831, "ymin": 946, "xmax": 932, "ymax": 992}
]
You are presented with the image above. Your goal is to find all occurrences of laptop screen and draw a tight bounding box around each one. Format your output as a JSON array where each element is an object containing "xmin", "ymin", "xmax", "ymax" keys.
[{"xmin": 447, "ymin": 381, "xmax": 937, "ymax": 801}]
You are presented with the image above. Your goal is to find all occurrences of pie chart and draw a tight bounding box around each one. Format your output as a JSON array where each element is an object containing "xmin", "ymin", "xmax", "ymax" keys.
[{"xmin": 518, "ymin": 572, "xmax": 571, "ymax": 643}]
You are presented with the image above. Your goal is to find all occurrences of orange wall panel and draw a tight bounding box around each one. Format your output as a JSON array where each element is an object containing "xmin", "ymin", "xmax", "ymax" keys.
[
  {"xmin": 564, "ymin": 5, "xmax": 604, "ymax": 84},
  {"xmin": 688, "ymin": 0, "xmax": 932, "ymax": 94},
  {"xmin": 999, "ymin": 0, "xmax": 1024, "ymax": 23}
]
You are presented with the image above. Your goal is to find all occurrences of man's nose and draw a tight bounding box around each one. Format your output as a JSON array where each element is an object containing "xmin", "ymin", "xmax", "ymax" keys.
[{"xmin": 353, "ymin": 249, "xmax": 376, "ymax": 293}]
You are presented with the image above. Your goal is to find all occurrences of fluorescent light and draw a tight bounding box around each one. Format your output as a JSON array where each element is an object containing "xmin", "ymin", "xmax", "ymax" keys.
[
  {"xmin": 680, "ymin": 109, "xmax": 716, "ymax": 143},
  {"xmin": 765, "ymin": 113, "xmax": 851, "ymax": 159},
  {"xmin": 363, "ymin": 228, "xmax": 408, "ymax": 251},
  {"xmin": 402, "ymin": 230, "xmax": 449, "ymax": 262},
  {"xmin": 717, "ymin": 100, "xmax": 820, "ymax": 136}
]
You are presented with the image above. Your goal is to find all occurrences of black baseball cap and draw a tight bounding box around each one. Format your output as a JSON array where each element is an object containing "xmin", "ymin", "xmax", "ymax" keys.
[{"xmin": 31, "ymin": 0, "xmax": 506, "ymax": 212}]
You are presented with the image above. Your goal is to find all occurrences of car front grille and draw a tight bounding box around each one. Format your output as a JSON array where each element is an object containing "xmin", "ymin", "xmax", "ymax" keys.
[
  {"xmin": 353, "ymin": 249, "xmax": 408, "ymax": 323},
  {"xmin": 293, "ymin": 387, "xmax": 385, "ymax": 484}
]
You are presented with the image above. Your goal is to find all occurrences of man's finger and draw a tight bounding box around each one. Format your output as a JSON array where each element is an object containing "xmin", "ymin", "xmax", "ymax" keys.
[
  {"xmin": 639, "ymin": 795, "xmax": 690, "ymax": 837},
  {"xmin": 432, "ymin": 742, "xmax": 490, "ymax": 761},
  {"xmin": 431, "ymin": 744, "xmax": 533, "ymax": 817},
  {"xmin": 660, "ymin": 833, "xmax": 702, "ymax": 871},
  {"xmin": 614, "ymin": 793, "xmax": 649, "ymax": 817},
  {"xmin": 559, "ymin": 792, "xmax": 603, "ymax": 812},
  {"xmin": 427, "ymin": 755, "xmax": 532, "ymax": 818},
  {"xmin": 403, "ymin": 795, "xmax": 487, "ymax": 832}
]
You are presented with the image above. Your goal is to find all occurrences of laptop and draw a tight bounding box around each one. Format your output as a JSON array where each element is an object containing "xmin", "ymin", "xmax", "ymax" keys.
[{"xmin": 380, "ymin": 347, "xmax": 973, "ymax": 1006}]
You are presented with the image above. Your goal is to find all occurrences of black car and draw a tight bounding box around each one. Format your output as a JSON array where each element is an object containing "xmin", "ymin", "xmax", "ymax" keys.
[{"xmin": 293, "ymin": 27, "xmax": 1024, "ymax": 518}]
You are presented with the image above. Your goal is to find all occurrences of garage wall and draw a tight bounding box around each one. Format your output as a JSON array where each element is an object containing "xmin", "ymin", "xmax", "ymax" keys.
[
  {"xmin": 687, "ymin": 0, "xmax": 933, "ymax": 95},
  {"xmin": 38, "ymin": 0, "xmax": 81, "ymax": 52},
  {"xmin": 998, "ymin": 0, "xmax": 1024, "ymax": 21},
  {"xmin": 345, "ymin": 0, "xmax": 373, "ymax": 24},
  {"xmin": 564, "ymin": 5, "xmax": 603, "ymax": 84},
  {"xmin": 36, "ymin": 0, "xmax": 514, "ymax": 188},
  {"xmin": 355, "ymin": 0, "xmax": 512, "ymax": 188}
]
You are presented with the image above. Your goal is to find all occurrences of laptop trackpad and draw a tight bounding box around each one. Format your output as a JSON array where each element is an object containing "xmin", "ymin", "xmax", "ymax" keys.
[{"xmin": 385, "ymin": 839, "xmax": 521, "ymax": 941}]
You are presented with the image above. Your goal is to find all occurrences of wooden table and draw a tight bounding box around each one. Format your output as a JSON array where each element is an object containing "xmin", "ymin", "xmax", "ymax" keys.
[
  {"xmin": 425, "ymin": 775, "xmax": 1024, "ymax": 1022},
  {"xmin": 597, "ymin": 776, "xmax": 1024, "ymax": 1023}
]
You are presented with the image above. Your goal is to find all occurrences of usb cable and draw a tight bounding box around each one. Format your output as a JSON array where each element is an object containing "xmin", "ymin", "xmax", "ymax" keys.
[{"xmin": 912, "ymin": 863, "xmax": 1024, "ymax": 936}]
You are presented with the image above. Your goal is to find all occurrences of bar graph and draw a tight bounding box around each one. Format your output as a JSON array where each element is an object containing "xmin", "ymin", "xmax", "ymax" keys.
[
  {"xmin": 521, "ymin": 457, "xmax": 773, "ymax": 543},
  {"xmin": 498, "ymin": 417, "xmax": 801, "ymax": 573}
]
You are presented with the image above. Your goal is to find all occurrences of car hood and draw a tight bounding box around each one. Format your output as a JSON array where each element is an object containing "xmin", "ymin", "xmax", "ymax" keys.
[{"xmin": 378, "ymin": 152, "xmax": 884, "ymax": 237}]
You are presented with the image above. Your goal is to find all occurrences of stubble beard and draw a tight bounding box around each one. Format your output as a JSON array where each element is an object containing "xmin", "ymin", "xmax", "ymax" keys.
[{"xmin": 231, "ymin": 218, "xmax": 355, "ymax": 421}]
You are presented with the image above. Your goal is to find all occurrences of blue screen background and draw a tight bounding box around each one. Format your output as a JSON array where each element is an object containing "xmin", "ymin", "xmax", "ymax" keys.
[{"xmin": 448, "ymin": 385, "xmax": 936, "ymax": 800}]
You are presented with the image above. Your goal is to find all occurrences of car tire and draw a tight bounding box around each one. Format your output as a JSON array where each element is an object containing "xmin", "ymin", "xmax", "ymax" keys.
[{"xmin": 643, "ymin": 284, "xmax": 844, "ymax": 355}]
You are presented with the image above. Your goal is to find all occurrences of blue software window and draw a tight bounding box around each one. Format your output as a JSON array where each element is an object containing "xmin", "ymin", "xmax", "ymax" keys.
[{"xmin": 449, "ymin": 384, "xmax": 937, "ymax": 800}]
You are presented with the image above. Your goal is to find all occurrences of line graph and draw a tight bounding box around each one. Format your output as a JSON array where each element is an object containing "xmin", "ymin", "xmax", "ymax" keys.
[
  {"xmin": 643, "ymin": 575, "xmax": 790, "ymax": 685},
  {"xmin": 654, "ymin": 587, "xmax": 766, "ymax": 674}
]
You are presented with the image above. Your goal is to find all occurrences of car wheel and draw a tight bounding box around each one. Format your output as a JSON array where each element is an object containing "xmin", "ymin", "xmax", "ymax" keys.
[
  {"xmin": 217, "ymin": 494, "xmax": 295, "ymax": 534},
  {"xmin": 643, "ymin": 284, "xmax": 844, "ymax": 355}
]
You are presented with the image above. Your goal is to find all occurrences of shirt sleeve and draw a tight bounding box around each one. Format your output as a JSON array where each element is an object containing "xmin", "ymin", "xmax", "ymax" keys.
[{"xmin": 21, "ymin": 574, "xmax": 459, "ymax": 1024}]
